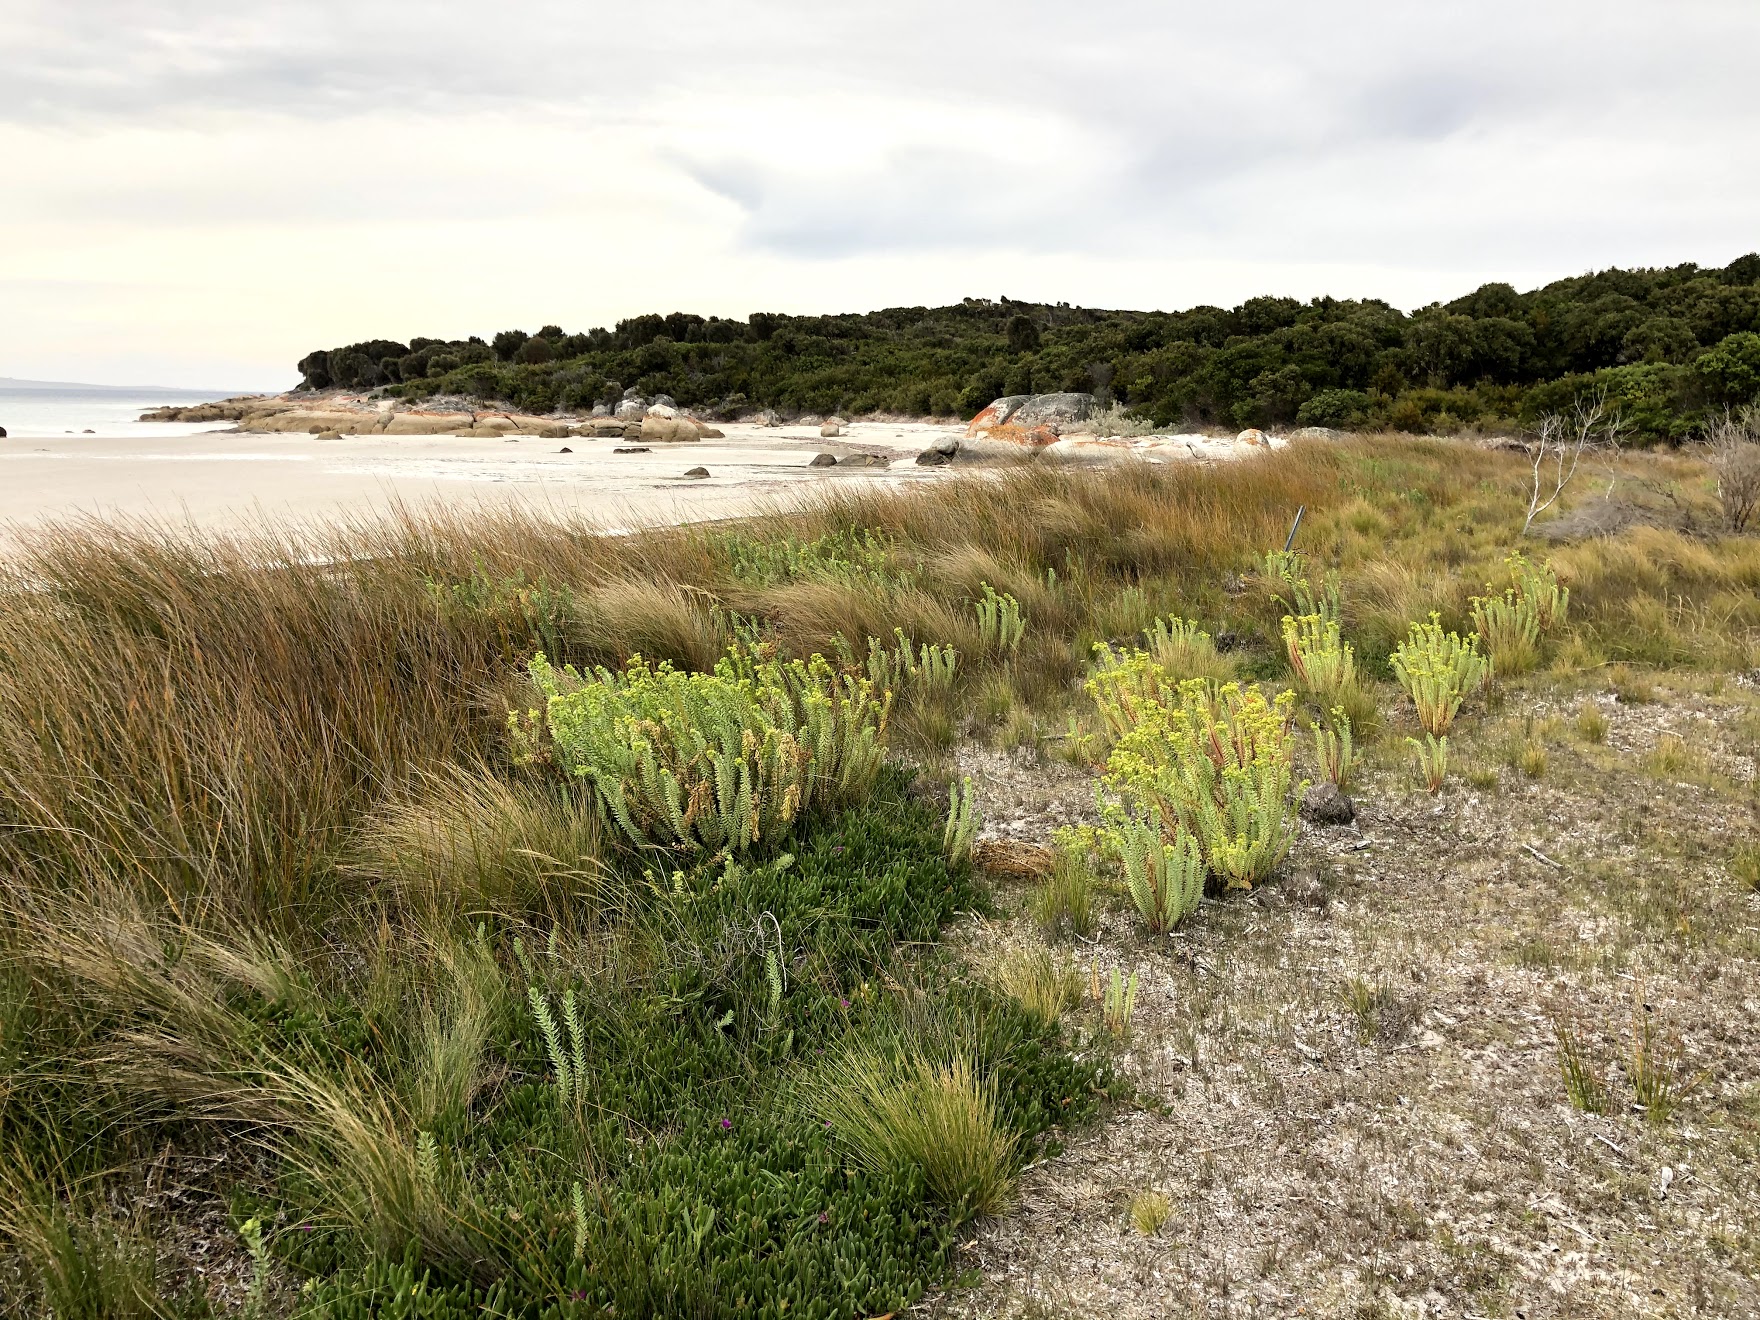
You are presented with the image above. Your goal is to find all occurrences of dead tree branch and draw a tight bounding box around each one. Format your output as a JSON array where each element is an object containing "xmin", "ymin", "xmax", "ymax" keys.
[{"xmin": 1523, "ymin": 392, "xmax": 1625, "ymax": 536}]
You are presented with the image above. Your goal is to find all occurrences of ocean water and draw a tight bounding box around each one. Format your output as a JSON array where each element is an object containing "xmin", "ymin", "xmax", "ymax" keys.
[{"xmin": 0, "ymin": 386, "xmax": 243, "ymax": 439}]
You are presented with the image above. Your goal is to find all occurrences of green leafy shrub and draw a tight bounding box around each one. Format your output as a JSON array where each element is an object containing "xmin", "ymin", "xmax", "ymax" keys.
[
  {"xmin": 1694, "ymin": 330, "xmax": 1760, "ymax": 405},
  {"xmin": 300, "ymin": 255, "xmax": 1760, "ymax": 440},
  {"xmin": 524, "ymin": 648, "xmax": 890, "ymax": 854},
  {"xmin": 1108, "ymin": 809, "xmax": 1204, "ymax": 933},
  {"xmin": 1391, "ymin": 614, "xmax": 1487, "ymax": 736},
  {"xmin": 1100, "ymin": 679, "xmax": 1301, "ymax": 889}
]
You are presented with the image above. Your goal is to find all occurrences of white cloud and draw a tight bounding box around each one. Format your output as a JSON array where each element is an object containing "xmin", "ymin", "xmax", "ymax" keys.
[{"xmin": 1, "ymin": 0, "xmax": 1756, "ymax": 386}]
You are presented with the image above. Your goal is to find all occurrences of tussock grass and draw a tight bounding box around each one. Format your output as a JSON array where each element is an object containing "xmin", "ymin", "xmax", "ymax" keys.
[
  {"xmin": 983, "ymin": 947, "xmax": 1081, "ymax": 1028},
  {"xmin": 351, "ymin": 767, "xmax": 607, "ymax": 923},
  {"xmin": 0, "ymin": 1159, "xmax": 177, "ymax": 1320},
  {"xmin": 578, "ymin": 577, "xmax": 728, "ymax": 671},
  {"xmin": 812, "ymin": 1046, "xmax": 1018, "ymax": 1218}
]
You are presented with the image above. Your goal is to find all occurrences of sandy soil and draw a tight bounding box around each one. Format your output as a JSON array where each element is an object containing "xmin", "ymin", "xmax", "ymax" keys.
[
  {"xmin": 927, "ymin": 673, "xmax": 1760, "ymax": 1319},
  {"xmin": 0, "ymin": 420, "xmax": 964, "ymax": 547}
]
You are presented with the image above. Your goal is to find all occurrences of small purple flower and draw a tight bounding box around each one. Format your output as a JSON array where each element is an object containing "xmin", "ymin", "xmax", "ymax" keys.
[
  {"xmin": 720, "ymin": 1117, "xmax": 732, "ymax": 1131},
  {"xmin": 831, "ymin": 846, "xmax": 844, "ymax": 855},
  {"xmin": 571, "ymin": 1290, "xmax": 590, "ymax": 1302},
  {"xmin": 818, "ymin": 1211, "xmax": 829, "ymax": 1224},
  {"xmin": 839, "ymin": 997, "xmax": 850, "ymax": 1009}
]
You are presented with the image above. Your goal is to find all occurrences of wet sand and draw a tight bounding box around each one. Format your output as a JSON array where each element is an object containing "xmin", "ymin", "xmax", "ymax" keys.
[{"xmin": 0, "ymin": 420, "xmax": 965, "ymax": 548}]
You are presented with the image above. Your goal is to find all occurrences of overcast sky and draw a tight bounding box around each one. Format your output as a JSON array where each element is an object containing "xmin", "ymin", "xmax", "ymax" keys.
[{"xmin": 3, "ymin": 1, "xmax": 1757, "ymax": 389}]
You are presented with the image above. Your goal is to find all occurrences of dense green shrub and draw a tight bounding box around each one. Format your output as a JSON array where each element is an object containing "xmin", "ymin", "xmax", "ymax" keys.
[
  {"xmin": 296, "ymin": 256, "xmax": 1760, "ymax": 440},
  {"xmin": 1695, "ymin": 331, "xmax": 1760, "ymax": 405},
  {"xmin": 521, "ymin": 648, "xmax": 890, "ymax": 854}
]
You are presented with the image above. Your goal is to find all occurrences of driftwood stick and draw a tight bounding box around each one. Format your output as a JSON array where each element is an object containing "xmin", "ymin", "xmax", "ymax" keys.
[{"xmin": 1521, "ymin": 842, "xmax": 1565, "ymax": 869}]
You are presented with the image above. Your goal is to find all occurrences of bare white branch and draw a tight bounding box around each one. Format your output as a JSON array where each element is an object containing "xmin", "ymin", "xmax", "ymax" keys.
[{"xmin": 1522, "ymin": 391, "xmax": 1625, "ymax": 536}]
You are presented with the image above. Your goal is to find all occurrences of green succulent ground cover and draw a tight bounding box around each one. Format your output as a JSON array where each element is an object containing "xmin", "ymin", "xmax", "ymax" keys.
[{"xmin": 59, "ymin": 774, "xmax": 1101, "ymax": 1320}]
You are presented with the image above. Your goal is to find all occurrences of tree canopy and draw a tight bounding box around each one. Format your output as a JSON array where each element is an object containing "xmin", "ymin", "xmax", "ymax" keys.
[{"xmin": 295, "ymin": 256, "xmax": 1760, "ymax": 441}]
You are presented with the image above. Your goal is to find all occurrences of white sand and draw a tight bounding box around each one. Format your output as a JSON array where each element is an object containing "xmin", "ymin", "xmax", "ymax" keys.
[{"xmin": 0, "ymin": 420, "xmax": 967, "ymax": 549}]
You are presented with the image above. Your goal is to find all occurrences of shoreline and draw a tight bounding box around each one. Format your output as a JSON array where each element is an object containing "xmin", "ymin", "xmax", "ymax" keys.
[{"xmin": 0, "ymin": 415, "xmax": 967, "ymax": 552}]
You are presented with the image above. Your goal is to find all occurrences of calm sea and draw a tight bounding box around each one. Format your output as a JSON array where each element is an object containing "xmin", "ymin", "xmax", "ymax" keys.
[{"xmin": 0, "ymin": 386, "xmax": 246, "ymax": 439}]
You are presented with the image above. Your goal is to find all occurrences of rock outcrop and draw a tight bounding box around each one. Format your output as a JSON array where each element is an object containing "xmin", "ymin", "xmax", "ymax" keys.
[
  {"xmin": 963, "ymin": 392, "xmax": 1098, "ymax": 456},
  {"xmin": 640, "ymin": 416, "xmax": 701, "ymax": 444}
]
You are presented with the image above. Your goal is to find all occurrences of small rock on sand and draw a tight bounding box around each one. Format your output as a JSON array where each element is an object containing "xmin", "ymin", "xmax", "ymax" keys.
[
  {"xmin": 682, "ymin": 466, "xmax": 710, "ymax": 479},
  {"xmin": 613, "ymin": 446, "xmax": 650, "ymax": 454},
  {"xmin": 838, "ymin": 453, "xmax": 889, "ymax": 467},
  {"xmin": 808, "ymin": 452, "xmax": 839, "ymax": 467},
  {"xmin": 559, "ymin": 446, "xmax": 572, "ymax": 453}
]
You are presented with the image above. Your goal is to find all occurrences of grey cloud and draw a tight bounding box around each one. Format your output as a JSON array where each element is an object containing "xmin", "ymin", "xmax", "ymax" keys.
[{"xmin": 5, "ymin": 0, "xmax": 1759, "ymax": 275}]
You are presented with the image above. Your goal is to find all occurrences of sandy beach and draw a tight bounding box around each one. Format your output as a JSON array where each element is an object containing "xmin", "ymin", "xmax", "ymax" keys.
[{"xmin": 0, "ymin": 418, "xmax": 967, "ymax": 548}]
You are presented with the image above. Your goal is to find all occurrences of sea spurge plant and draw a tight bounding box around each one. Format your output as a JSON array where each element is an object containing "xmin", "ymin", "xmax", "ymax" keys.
[
  {"xmin": 974, "ymin": 583, "xmax": 1026, "ymax": 655},
  {"xmin": 943, "ymin": 777, "xmax": 979, "ymax": 866},
  {"xmin": 1282, "ymin": 612, "xmax": 1358, "ymax": 707},
  {"xmin": 1108, "ymin": 808, "xmax": 1204, "ymax": 933},
  {"xmin": 1470, "ymin": 588, "xmax": 1541, "ymax": 679},
  {"xmin": 865, "ymin": 628, "xmax": 958, "ymax": 698},
  {"xmin": 527, "ymin": 645, "xmax": 890, "ymax": 854},
  {"xmin": 1507, "ymin": 552, "xmax": 1570, "ymax": 631},
  {"xmin": 1086, "ymin": 644, "xmax": 1182, "ymax": 741},
  {"xmin": 527, "ymin": 984, "xmax": 589, "ymax": 1108},
  {"xmin": 1313, "ymin": 707, "xmax": 1356, "ymax": 789},
  {"xmin": 1102, "ymin": 967, "xmax": 1139, "ymax": 1039},
  {"xmin": 1407, "ymin": 733, "xmax": 1448, "ymax": 793},
  {"xmin": 1101, "ymin": 679, "xmax": 1301, "ymax": 889},
  {"xmin": 1262, "ymin": 550, "xmax": 1340, "ymax": 623},
  {"xmin": 722, "ymin": 527, "xmax": 898, "ymax": 587},
  {"xmin": 1390, "ymin": 615, "xmax": 1486, "ymax": 737}
]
